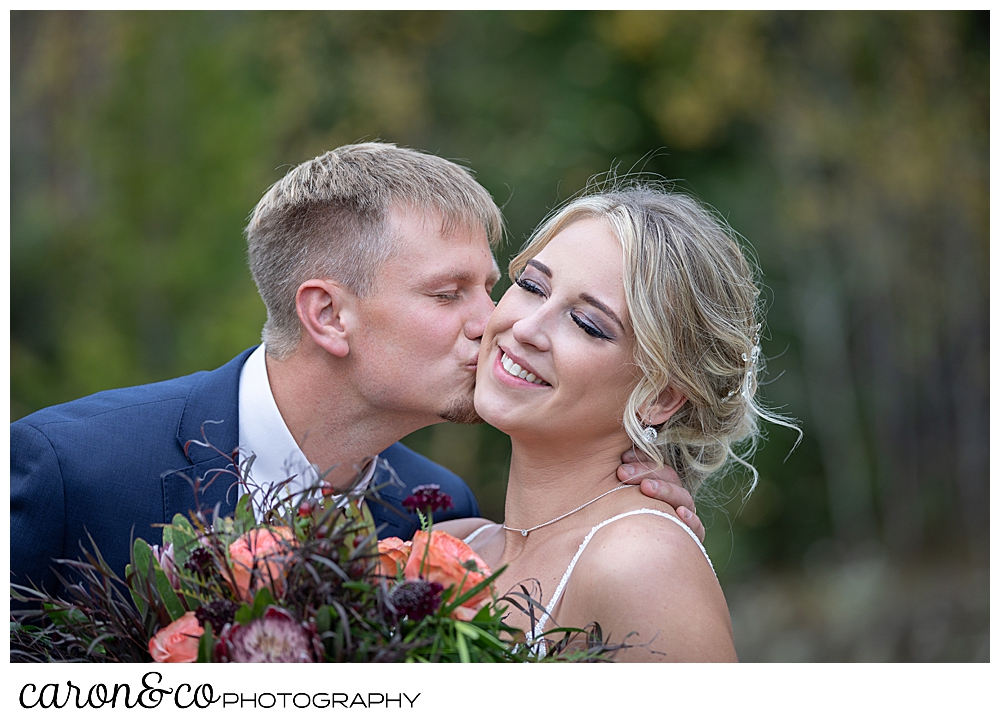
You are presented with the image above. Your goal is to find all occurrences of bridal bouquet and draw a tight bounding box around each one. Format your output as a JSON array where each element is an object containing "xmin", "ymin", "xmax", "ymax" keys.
[{"xmin": 11, "ymin": 459, "xmax": 618, "ymax": 663}]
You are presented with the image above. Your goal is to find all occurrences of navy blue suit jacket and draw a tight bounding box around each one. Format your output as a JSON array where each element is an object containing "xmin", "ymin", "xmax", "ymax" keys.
[{"xmin": 10, "ymin": 347, "xmax": 479, "ymax": 598}]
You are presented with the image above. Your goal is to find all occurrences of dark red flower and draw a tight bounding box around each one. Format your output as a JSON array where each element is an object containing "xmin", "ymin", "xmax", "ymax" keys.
[
  {"xmin": 185, "ymin": 546, "xmax": 215, "ymax": 577},
  {"xmin": 402, "ymin": 484, "xmax": 454, "ymax": 514},
  {"xmin": 387, "ymin": 579, "xmax": 444, "ymax": 621},
  {"xmin": 195, "ymin": 599, "xmax": 238, "ymax": 632}
]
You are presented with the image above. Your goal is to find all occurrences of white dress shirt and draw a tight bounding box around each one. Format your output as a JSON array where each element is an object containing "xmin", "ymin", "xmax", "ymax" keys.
[{"xmin": 237, "ymin": 344, "xmax": 375, "ymax": 520}]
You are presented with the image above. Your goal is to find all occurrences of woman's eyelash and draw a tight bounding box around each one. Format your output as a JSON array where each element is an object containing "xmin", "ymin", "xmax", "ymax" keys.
[
  {"xmin": 572, "ymin": 314, "xmax": 610, "ymax": 340},
  {"xmin": 515, "ymin": 277, "xmax": 544, "ymax": 295},
  {"xmin": 518, "ymin": 275, "xmax": 611, "ymax": 340}
]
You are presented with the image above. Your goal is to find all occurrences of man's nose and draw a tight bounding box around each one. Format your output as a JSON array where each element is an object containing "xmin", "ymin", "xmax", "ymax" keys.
[{"xmin": 465, "ymin": 287, "xmax": 497, "ymax": 341}]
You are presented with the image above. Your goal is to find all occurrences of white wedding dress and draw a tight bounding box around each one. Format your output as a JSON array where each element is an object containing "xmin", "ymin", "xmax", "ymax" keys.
[{"xmin": 464, "ymin": 508, "xmax": 715, "ymax": 655}]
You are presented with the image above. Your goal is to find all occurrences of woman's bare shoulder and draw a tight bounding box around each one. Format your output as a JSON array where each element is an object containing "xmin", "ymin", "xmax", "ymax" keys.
[
  {"xmin": 563, "ymin": 509, "xmax": 736, "ymax": 662},
  {"xmin": 581, "ymin": 509, "xmax": 714, "ymax": 582}
]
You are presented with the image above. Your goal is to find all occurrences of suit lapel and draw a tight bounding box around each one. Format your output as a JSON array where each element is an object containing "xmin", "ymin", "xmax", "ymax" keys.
[
  {"xmin": 367, "ymin": 459, "xmax": 419, "ymax": 540},
  {"xmin": 162, "ymin": 347, "xmax": 256, "ymax": 523}
]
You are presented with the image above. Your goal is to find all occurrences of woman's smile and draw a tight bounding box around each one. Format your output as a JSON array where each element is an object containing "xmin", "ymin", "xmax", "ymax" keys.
[{"xmin": 493, "ymin": 347, "xmax": 551, "ymax": 387}]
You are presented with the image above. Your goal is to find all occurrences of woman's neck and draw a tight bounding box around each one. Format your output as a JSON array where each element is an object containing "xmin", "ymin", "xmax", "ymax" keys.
[{"xmin": 502, "ymin": 434, "xmax": 631, "ymax": 532}]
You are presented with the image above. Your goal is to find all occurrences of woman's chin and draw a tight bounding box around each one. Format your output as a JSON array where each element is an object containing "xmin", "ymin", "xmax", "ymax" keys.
[
  {"xmin": 471, "ymin": 402, "xmax": 505, "ymax": 432},
  {"xmin": 472, "ymin": 396, "xmax": 522, "ymax": 436}
]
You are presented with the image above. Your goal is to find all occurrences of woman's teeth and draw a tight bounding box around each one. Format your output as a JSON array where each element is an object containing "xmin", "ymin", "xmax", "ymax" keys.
[{"xmin": 501, "ymin": 353, "xmax": 549, "ymax": 385}]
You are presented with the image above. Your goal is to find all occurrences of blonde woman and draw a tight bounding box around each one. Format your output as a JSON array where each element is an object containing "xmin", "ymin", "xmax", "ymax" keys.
[{"xmin": 440, "ymin": 185, "xmax": 790, "ymax": 662}]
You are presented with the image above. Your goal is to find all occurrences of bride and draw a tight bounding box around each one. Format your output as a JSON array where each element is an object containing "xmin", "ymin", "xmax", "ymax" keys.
[{"xmin": 439, "ymin": 184, "xmax": 777, "ymax": 662}]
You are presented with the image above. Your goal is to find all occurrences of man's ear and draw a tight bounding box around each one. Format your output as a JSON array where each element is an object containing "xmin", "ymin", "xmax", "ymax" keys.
[
  {"xmin": 641, "ymin": 386, "xmax": 688, "ymax": 426},
  {"xmin": 296, "ymin": 279, "xmax": 356, "ymax": 358}
]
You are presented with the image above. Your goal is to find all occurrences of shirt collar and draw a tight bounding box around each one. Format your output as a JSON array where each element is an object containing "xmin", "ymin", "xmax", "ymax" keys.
[{"xmin": 237, "ymin": 344, "xmax": 375, "ymax": 520}]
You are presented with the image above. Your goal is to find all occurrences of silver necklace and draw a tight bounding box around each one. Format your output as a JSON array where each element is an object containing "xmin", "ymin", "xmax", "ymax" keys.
[{"xmin": 502, "ymin": 483, "xmax": 631, "ymax": 538}]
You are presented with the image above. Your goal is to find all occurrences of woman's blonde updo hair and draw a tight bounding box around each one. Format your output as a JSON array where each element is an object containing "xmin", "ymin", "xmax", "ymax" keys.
[{"xmin": 510, "ymin": 183, "xmax": 788, "ymax": 496}]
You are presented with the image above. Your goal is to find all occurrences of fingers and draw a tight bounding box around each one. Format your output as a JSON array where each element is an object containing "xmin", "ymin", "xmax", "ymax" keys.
[
  {"xmin": 621, "ymin": 448, "xmax": 655, "ymax": 467},
  {"xmin": 674, "ymin": 505, "xmax": 706, "ymax": 543},
  {"xmin": 637, "ymin": 479, "xmax": 706, "ymax": 543},
  {"xmin": 637, "ymin": 477, "xmax": 694, "ymax": 512},
  {"xmin": 617, "ymin": 451, "xmax": 707, "ymax": 542},
  {"xmin": 617, "ymin": 460, "xmax": 682, "ymax": 488}
]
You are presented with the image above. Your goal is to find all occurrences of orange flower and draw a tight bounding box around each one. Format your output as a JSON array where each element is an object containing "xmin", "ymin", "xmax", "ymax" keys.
[
  {"xmin": 228, "ymin": 526, "xmax": 296, "ymax": 602},
  {"xmin": 403, "ymin": 530, "xmax": 492, "ymax": 621},
  {"xmin": 376, "ymin": 537, "xmax": 412, "ymax": 578},
  {"xmin": 148, "ymin": 611, "xmax": 203, "ymax": 663}
]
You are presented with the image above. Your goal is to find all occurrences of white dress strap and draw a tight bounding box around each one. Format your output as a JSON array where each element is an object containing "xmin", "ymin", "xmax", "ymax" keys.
[
  {"xmin": 463, "ymin": 523, "xmax": 496, "ymax": 545},
  {"xmin": 530, "ymin": 508, "xmax": 714, "ymax": 645}
]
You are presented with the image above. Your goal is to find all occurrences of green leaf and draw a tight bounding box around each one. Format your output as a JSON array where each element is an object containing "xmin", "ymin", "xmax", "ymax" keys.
[
  {"xmin": 341, "ymin": 581, "xmax": 371, "ymax": 592},
  {"xmin": 235, "ymin": 494, "xmax": 255, "ymax": 532},
  {"xmin": 128, "ymin": 539, "xmax": 154, "ymax": 618},
  {"xmin": 314, "ymin": 606, "xmax": 332, "ymax": 634},
  {"xmin": 181, "ymin": 592, "xmax": 201, "ymax": 611},
  {"xmin": 155, "ymin": 568, "xmax": 186, "ymax": 621},
  {"xmin": 130, "ymin": 536, "xmax": 187, "ymax": 622},
  {"xmin": 197, "ymin": 622, "xmax": 215, "ymax": 663},
  {"xmin": 167, "ymin": 515, "xmax": 198, "ymax": 571},
  {"xmin": 250, "ymin": 586, "xmax": 275, "ymax": 618},
  {"xmin": 454, "ymin": 621, "xmax": 481, "ymax": 641},
  {"xmin": 46, "ymin": 604, "xmax": 89, "ymax": 630},
  {"xmin": 85, "ymin": 634, "xmax": 110, "ymax": 657},
  {"xmin": 455, "ymin": 625, "xmax": 471, "ymax": 664},
  {"xmin": 172, "ymin": 514, "xmax": 195, "ymax": 534},
  {"xmin": 463, "ymin": 624, "xmax": 505, "ymax": 651},
  {"xmin": 132, "ymin": 538, "xmax": 153, "ymax": 582},
  {"xmin": 234, "ymin": 603, "xmax": 252, "ymax": 626}
]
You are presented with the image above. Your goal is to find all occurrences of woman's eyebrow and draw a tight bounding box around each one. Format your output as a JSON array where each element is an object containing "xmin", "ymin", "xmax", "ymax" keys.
[
  {"xmin": 527, "ymin": 258, "xmax": 625, "ymax": 331},
  {"xmin": 526, "ymin": 259, "xmax": 552, "ymax": 277},
  {"xmin": 580, "ymin": 293, "xmax": 625, "ymax": 332}
]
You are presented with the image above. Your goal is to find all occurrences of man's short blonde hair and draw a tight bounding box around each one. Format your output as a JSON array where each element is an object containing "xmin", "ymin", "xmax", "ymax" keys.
[{"xmin": 246, "ymin": 142, "xmax": 504, "ymax": 358}]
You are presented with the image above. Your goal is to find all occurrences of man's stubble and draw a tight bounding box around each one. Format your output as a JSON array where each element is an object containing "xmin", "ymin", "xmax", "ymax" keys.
[{"xmin": 439, "ymin": 393, "xmax": 484, "ymax": 426}]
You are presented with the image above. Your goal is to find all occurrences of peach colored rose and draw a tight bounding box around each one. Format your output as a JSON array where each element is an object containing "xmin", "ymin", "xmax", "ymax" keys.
[
  {"xmin": 376, "ymin": 537, "xmax": 412, "ymax": 578},
  {"xmin": 229, "ymin": 526, "xmax": 296, "ymax": 602},
  {"xmin": 148, "ymin": 611, "xmax": 204, "ymax": 663},
  {"xmin": 403, "ymin": 530, "xmax": 493, "ymax": 621}
]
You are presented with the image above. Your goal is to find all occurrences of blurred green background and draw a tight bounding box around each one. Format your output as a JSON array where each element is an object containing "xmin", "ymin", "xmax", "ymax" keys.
[{"xmin": 11, "ymin": 11, "xmax": 988, "ymax": 661}]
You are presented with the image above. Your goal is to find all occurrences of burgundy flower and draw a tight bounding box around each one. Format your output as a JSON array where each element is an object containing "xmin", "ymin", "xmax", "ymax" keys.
[
  {"xmin": 387, "ymin": 579, "xmax": 444, "ymax": 621},
  {"xmin": 402, "ymin": 484, "xmax": 454, "ymax": 515},
  {"xmin": 218, "ymin": 607, "xmax": 321, "ymax": 663},
  {"xmin": 185, "ymin": 546, "xmax": 215, "ymax": 577},
  {"xmin": 195, "ymin": 599, "xmax": 238, "ymax": 632}
]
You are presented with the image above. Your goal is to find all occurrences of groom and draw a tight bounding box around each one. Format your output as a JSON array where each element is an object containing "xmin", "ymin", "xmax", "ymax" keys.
[{"xmin": 11, "ymin": 143, "xmax": 700, "ymax": 599}]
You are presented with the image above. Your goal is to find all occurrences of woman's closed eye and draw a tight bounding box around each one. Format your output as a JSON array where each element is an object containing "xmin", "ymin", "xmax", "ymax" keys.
[
  {"xmin": 518, "ymin": 275, "xmax": 613, "ymax": 340},
  {"xmin": 515, "ymin": 276, "xmax": 545, "ymax": 297},
  {"xmin": 572, "ymin": 313, "xmax": 611, "ymax": 340}
]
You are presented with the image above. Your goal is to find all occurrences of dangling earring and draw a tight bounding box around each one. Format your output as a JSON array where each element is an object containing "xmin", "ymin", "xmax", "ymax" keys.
[{"xmin": 641, "ymin": 425, "xmax": 658, "ymax": 444}]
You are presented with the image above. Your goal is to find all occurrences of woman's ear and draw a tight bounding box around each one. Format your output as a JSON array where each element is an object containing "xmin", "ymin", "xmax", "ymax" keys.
[
  {"xmin": 296, "ymin": 279, "xmax": 356, "ymax": 358},
  {"xmin": 642, "ymin": 386, "xmax": 688, "ymax": 426}
]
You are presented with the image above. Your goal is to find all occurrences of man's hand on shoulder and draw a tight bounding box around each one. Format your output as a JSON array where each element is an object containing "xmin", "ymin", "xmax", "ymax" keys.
[{"xmin": 617, "ymin": 448, "xmax": 706, "ymax": 543}]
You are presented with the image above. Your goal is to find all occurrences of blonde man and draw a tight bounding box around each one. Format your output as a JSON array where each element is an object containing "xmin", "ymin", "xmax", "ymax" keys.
[{"xmin": 12, "ymin": 143, "xmax": 699, "ymax": 600}]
